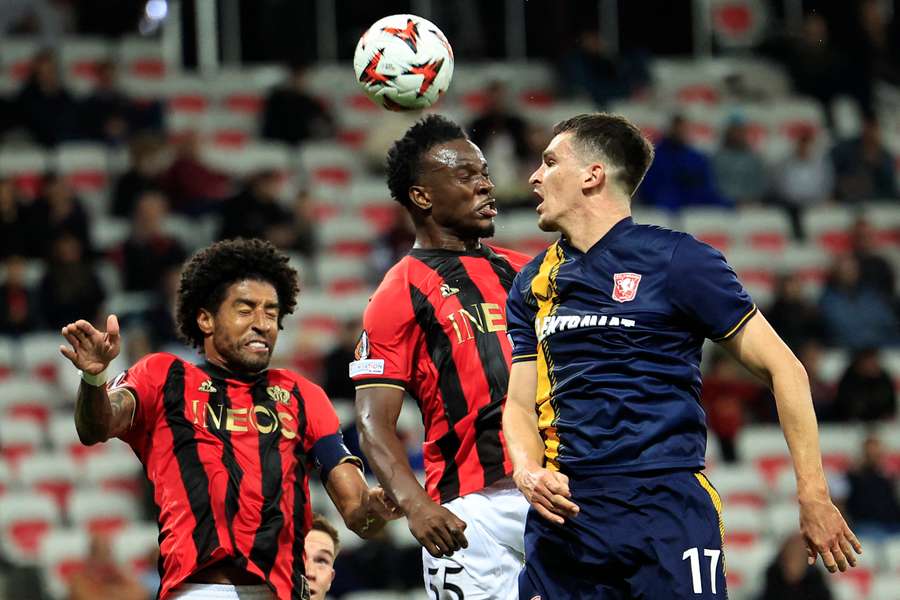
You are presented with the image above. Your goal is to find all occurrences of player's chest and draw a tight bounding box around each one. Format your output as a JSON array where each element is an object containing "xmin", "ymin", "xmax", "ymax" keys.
[
  {"xmin": 179, "ymin": 374, "xmax": 302, "ymax": 442},
  {"xmin": 421, "ymin": 273, "xmax": 511, "ymax": 347}
]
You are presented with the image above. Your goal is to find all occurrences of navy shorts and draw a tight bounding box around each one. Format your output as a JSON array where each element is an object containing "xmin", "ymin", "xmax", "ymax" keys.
[{"xmin": 519, "ymin": 469, "xmax": 727, "ymax": 600}]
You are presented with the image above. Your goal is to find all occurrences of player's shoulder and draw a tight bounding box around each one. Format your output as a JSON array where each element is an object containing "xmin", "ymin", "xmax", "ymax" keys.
[
  {"xmin": 484, "ymin": 244, "xmax": 534, "ymax": 271},
  {"xmin": 133, "ymin": 352, "xmax": 182, "ymax": 373}
]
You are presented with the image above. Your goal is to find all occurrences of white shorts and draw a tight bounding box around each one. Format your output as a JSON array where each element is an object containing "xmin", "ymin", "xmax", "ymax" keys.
[
  {"xmin": 168, "ymin": 583, "xmax": 277, "ymax": 600},
  {"xmin": 422, "ymin": 478, "xmax": 529, "ymax": 600}
]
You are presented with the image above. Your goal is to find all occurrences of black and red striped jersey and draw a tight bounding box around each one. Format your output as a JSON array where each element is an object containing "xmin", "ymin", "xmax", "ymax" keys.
[
  {"xmin": 350, "ymin": 244, "xmax": 531, "ymax": 504},
  {"xmin": 111, "ymin": 353, "xmax": 358, "ymax": 600}
]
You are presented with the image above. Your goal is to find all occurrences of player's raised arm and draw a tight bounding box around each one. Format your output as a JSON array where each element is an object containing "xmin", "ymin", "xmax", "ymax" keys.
[
  {"xmin": 59, "ymin": 315, "xmax": 135, "ymax": 445},
  {"xmin": 503, "ymin": 360, "xmax": 579, "ymax": 525},
  {"xmin": 355, "ymin": 386, "xmax": 468, "ymax": 557},
  {"xmin": 720, "ymin": 311, "xmax": 862, "ymax": 573}
]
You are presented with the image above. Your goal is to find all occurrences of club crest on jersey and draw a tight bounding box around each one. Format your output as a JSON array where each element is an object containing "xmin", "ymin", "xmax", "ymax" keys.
[
  {"xmin": 612, "ymin": 272, "xmax": 642, "ymax": 303},
  {"xmin": 440, "ymin": 283, "xmax": 460, "ymax": 297},
  {"xmin": 355, "ymin": 330, "xmax": 369, "ymax": 360},
  {"xmin": 198, "ymin": 380, "xmax": 217, "ymax": 393},
  {"xmin": 266, "ymin": 385, "xmax": 291, "ymax": 405}
]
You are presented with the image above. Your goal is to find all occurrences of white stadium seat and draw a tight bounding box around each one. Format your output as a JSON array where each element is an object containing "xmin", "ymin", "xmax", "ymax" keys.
[
  {"xmin": 0, "ymin": 491, "xmax": 61, "ymax": 564},
  {"xmin": 38, "ymin": 526, "xmax": 90, "ymax": 600}
]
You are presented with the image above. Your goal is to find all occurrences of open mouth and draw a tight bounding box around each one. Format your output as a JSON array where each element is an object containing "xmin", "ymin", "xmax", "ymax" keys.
[
  {"xmin": 476, "ymin": 199, "xmax": 498, "ymax": 218},
  {"xmin": 245, "ymin": 340, "xmax": 270, "ymax": 353}
]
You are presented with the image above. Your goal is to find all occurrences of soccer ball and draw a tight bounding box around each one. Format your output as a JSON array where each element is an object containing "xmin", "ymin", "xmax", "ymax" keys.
[{"xmin": 353, "ymin": 14, "xmax": 454, "ymax": 111}]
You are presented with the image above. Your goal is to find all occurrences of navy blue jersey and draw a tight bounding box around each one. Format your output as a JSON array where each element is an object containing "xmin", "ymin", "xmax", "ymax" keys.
[{"xmin": 506, "ymin": 217, "xmax": 756, "ymax": 475}]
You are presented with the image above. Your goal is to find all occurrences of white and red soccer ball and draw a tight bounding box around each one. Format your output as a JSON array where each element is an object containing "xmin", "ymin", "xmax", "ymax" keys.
[{"xmin": 353, "ymin": 14, "xmax": 454, "ymax": 111}]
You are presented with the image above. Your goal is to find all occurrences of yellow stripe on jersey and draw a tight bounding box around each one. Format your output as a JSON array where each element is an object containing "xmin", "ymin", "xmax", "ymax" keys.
[
  {"xmin": 531, "ymin": 242, "xmax": 565, "ymax": 470},
  {"xmin": 695, "ymin": 472, "xmax": 727, "ymax": 573},
  {"xmin": 713, "ymin": 304, "xmax": 757, "ymax": 342}
]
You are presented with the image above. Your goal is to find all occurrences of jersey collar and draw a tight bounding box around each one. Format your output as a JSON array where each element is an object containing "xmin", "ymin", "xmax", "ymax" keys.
[
  {"xmin": 561, "ymin": 216, "xmax": 635, "ymax": 257},
  {"xmin": 409, "ymin": 244, "xmax": 493, "ymax": 258},
  {"xmin": 199, "ymin": 360, "xmax": 267, "ymax": 384}
]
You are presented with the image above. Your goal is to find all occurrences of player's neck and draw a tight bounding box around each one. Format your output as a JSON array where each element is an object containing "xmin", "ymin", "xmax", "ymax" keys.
[
  {"xmin": 413, "ymin": 224, "xmax": 481, "ymax": 252},
  {"xmin": 561, "ymin": 198, "xmax": 631, "ymax": 253}
]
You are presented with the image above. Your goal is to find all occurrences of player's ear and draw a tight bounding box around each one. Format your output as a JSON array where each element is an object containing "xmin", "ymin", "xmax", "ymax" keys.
[
  {"xmin": 197, "ymin": 309, "xmax": 214, "ymax": 336},
  {"xmin": 582, "ymin": 162, "xmax": 605, "ymax": 191},
  {"xmin": 409, "ymin": 185, "xmax": 432, "ymax": 211}
]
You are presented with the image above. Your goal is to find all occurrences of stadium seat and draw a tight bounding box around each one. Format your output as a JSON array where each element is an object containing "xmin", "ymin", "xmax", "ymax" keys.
[
  {"xmin": 316, "ymin": 255, "xmax": 370, "ymax": 295},
  {"xmin": 884, "ymin": 536, "xmax": 900, "ymax": 573},
  {"xmin": 0, "ymin": 335, "xmax": 14, "ymax": 380},
  {"xmin": 298, "ymin": 142, "xmax": 362, "ymax": 189},
  {"xmin": 870, "ymin": 573, "xmax": 900, "ymax": 599},
  {"xmin": 202, "ymin": 141, "xmax": 292, "ymax": 178},
  {"xmin": 834, "ymin": 566, "xmax": 875, "ymax": 600},
  {"xmin": 117, "ymin": 36, "xmax": 167, "ymax": 79},
  {"xmin": 818, "ymin": 423, "xmax": 865, "ymax": 473},
  {"xmin": 0, "ymin": 37, "xmax": 38, "ymax": 81},
  {"xmin": 54, "ymin": 143, "xmax": 110, "ymax": 205},
  {"xmin": 607, "ymin": 100, "xmax": 668, "ymax": 142},
  {"xmin": 732, "ymin": 208, "xmax": 791, "ymax": 251},
  {"xmin": 734, "ymin": 425, "xmax": 790, "ymax": 484},
  {"xmin": 59, "ymin": 38, "xmax": 111, "ymax": 77},
  {"xmin": 82, "ymin": 451, "xmax": 144, "ymax": 497},
  {"xmin": 111, "ymin": 522, "xmax": 159, "ymax": 573},
  {"xmin": 802, "ymin": 206, "xmax": 858, "ymax": 254},
  {"xmin": 631, "ymin": 207, "xmax": 676, "ymax": 230},
  {"xmin": 682, "ymin": 207, "xmax": 737, "ymax": 251},
  {"xmin": 818, "ymin": 348, "xmax": 850, "ymax": 384},
  {"xmin": 18, "ymin": 452, "xmax": 80, "ymax": 509},
  {"xmin": 705, "ymin": 464, "xmax": 769, "ymax": 507},
  {"xmin": 0, "ymin": 375, "xmax": 56, "ymax": 423},
  {"xmin": 90, "ymin": 215, "xmax": 131, "ymax": 253},
  {"xmin": 68, "ymin": 489, "xmax": 139, "ymax": 536},
  {"xmin": 721, "ymin": 505, "xmax": 765, "ymax": 547},
  {"xmin": 0, "ymin": 491, "xmax": 61, "ymax": 564},
  {"xmin": 47, "ymin": 414, "xmax": 106, "ymax": 462},
  {"xmin": 319, "ymin": 219, "xmax": 378, "ymax": 257},
  {"xmin": 0, "ymin": 147, "xmax": 50, "ymax": 198},
  {"xmin": 722, "ymin": 542, "xmax": 775, "ymax": 600},
  {"xmin": 22, "ymin": 332, "xmax": 70, "ymax": 387},
  {"xmin": 863, "ymin": 203, "xmax": 900, "ymax": 247},
  {"xmin": 0, "ymin": 416, "xmax": 45, "ymax": 466},
  {"xmin": 37, "ymin": 526, "xmax": 90, "ymax": 600},
  {"xmin": 0, "ymin": 458, "xmax": 15, "ymax": 496},
  {"xmin": 766, "ymin": 501, "xmax": 800, "ymax": 539}
]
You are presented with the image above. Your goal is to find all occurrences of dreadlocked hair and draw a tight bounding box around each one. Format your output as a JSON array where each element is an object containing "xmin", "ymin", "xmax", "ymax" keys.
[
  {"xmin": 175, "ymin": 238, "xmax": 300, "ymax": 350},
  {"xmin": 386, "ymin": 114, "xmax": 467, "ymax": 206}
]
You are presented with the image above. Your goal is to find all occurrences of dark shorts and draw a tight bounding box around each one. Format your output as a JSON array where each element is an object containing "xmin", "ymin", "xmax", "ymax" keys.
[{"xmin": 519, "ymin": 469, "xmax": 727, "ymax": 600}]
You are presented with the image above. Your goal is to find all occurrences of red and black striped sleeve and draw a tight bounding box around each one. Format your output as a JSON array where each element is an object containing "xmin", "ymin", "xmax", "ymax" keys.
[
  {"xmin": 108, "ymin": 352, "xmax": 176, "ymax": 442},
  {"xmin": 350, "ymin": 268, "xmax": 417, "ymax": 392},
  {"xmin": 298, "ymin": 379, "xmax": 363, "ymax": 481}
]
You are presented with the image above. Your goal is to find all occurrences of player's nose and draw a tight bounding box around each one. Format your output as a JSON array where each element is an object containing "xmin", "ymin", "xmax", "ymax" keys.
[{"xmin": 529, "ymin": 166, "xmax": 542, "ymax": 185}]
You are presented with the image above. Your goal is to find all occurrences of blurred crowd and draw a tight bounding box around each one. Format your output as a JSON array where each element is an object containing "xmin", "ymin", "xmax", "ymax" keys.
[{"xmin": 0, "ymin": 1, "xmax": 898, "ymax": 599}]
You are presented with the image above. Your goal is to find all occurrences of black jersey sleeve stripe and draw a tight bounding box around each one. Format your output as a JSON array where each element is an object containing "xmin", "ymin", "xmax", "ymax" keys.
[
  {"xmin": 290, "ymin": 383, "xmax": 310, "ymax": 598},
  {"xmin": 162, "ymin": 359, "xmax": 221, "ymax": 564},
  {"xmin": 248, "ymin": 376, "xmax": 286, "ymax": 580},
  {"xmin": 418, "ymin": 254, "xmax": 509, "ymax": 488},
  {"xmin": 353, "ymin": 377, "xmax": 408, "ymax": 390}
]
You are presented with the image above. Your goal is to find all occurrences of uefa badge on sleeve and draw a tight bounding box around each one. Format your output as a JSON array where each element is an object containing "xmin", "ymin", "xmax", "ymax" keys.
[{"xmin": 612, "ymin": 273, "xmax": 642, "ymax": 303}]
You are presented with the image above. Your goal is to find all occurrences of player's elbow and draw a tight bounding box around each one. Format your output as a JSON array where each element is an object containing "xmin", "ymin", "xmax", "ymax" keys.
[{"xmin": 75, "ymin": 424, "xmax": 106, "ymax": 446}]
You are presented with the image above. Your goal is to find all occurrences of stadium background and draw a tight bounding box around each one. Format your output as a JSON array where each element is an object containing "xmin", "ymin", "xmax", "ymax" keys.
[{"xmin": 0, "ymin": 0, "xmax": 898, "ymax": 598}]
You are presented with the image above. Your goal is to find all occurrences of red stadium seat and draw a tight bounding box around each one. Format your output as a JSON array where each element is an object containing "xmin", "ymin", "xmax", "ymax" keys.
[
  {"xmin": 0, "ymin": 492, "xmax": 61, "ymax": 564},
  {"xmin": 38, "ymin": 527, "xmax": 90, "ymax": 599},
  {"xmin": 82, "ymin": 451, "xmax": 144, "ymax": 498},
  {"xmin": 68, "ymin": 490, "xmax": 139, "ymax": 537},
  {"xmin": 0, "ymin": 416, "xmax": 44, "ymax": 467},
  {"xmin": 112, "ymin": 523, "xmax": 160, "ymax": 574},
  {"xmin": 18, "ymin": 453, "xmax": 80, "ymax": 510}
]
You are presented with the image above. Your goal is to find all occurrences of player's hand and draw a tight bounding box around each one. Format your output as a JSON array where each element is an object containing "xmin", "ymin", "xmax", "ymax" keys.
[
  {"xmin": 368, "ymin": 486, "xmax": 403, "ymax": 521},
  {"xmin": 799, "ymin": 494, "xmax": 862, "ymax": 573},
  {"xmin": 59, "ymin": 315, "xmax": 121, "ymax": 376},
  {"xmin": 406, "ymin": 498, "xmax": 468, "ymax": 558},
  {"xmin": 514, "ymin": 465, "xmax": 579, "ymax": 525}
]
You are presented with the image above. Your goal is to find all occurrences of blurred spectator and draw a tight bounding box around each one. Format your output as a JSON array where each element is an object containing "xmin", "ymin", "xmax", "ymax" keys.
[
  {"xmin": 137, "ymin": 547, "xmax": 160, "ymax": 599},
  {"xmin": 638, "ymin": 115, "xmax": 725, "ymax": 211},
  {"xmin": 126, "ymin": 264, "xmax": 184, "ymax": 359},
  {"xmin": 371, "ymin": 205, "xmax": 415, "ymax": 280},
  {"xmin": 261, "ymin": 60, "xmax": 335, "ymax": 145},
  {"xmin": 14, "ymin": 48, "xmax": 79, "ymax": 146},
  {"xmin": 712, "ymin": 116, "xmax": 767, "ymax": 206},
  {"xmin": 218, "ymin": 170, "xmax": 295, "ymax": 247},
  {"xmin": 322, "ymin": 319, "xmax": 362, "ymax": 402},
  {"xmin": 0, "ymin": 255, "xmax": 39, "ymax": 336},
  {"xmin": 770, "ymin": 127, "xmax": 834, "ymax": 239},
  {"xmin": 25, "ymin": 173, "xmax": 92, "ymax": 259},
  {"xmin": 849, "ymin": 218, "xmax": 896, "ymax": 300},
  {"xmin": 819, "ymin": 255, "xmax": 899, "ymax": 349},
  {"xmin": 702, "ymin": 351, "xmax": 766, "ymax": 461},
  {"xmin": 67, "ymin": 533, "xmax": 146, "ymax": 600},
  {"xmin": 765, "ymin": 274, "xmax": 824, "ymax": 352},
  {"xmin": 558, "ymin": 30, "xmax": 649, "ymax": 106},
  {"xmin": 467, "ymin": 80, "xmax": 531, "ymax": 204},
  {"xmin": 756, "ymin": 532, "xmax": 833, "ymax": 600},
  {"xmin": 833, "ymin": 348, "xmax": 897, "ymax": 422},
  {"xmin": 162, "ymin": 131, "xmax": 231, "ymax": 216},
  {"xmin": 0, "ymin": 0, "xmax": 68, "ymax": 39},
  {"xmin": 830, "ymin": 117, "xmax": 897, "ymax": 202},
  {"xmin": 0, "ymin": 178, "xmax": 29, "ymax": 259},
  {"xmin": 120, "ymin": 191, "xmax": 186, "ymax": 291},
  {"xmin": 291, "ymin": 189, "xmax": 318, "ymax": 260},
  {"xmin": 845, "ymin": 435, "xmax": 900, "ymax": 539},
  {"xmin": 768, "ymin": 14, "xmax": 845, "ymax": 126},
  {"xmin": 798, "ymin": 341, "xmax": 838, "ymax": 423},
  {"xmin": 79, "ymin": 60, "xmax": 164, "ymax": 146},
  {"xmin": 854, "ymin": 0, "xmax": 900, "ymax": 88},
  {"xmin": 112, "ymin": 134, "xmax": 168, "ymax": 218},
  {"xmin": 38, "ymin": 234, "xmax": 105, "ymax": 330},
  {"xmin": 306, "ymin": 513, "xmax": 339, "ymax": 600}
]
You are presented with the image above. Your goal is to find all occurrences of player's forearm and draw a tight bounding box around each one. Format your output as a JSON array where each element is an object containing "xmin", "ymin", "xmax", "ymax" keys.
[
  {"xmin": 357, "ymin": 422, "xmax": 431, "ymax": 514},
  {"xmin": 325, "ymin": 462, "xmax": 385, "ymax": 538},
  {"xmin": 771, "ymin": 357, "xmax": 829, "ymax": 499},
  {"xmin": 74, "ymin": 382, "xmax": 113, "ymax": 445},
  {"xmin": 502, "ymin": 399, "xmax": 545, "ymax": 475}
]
